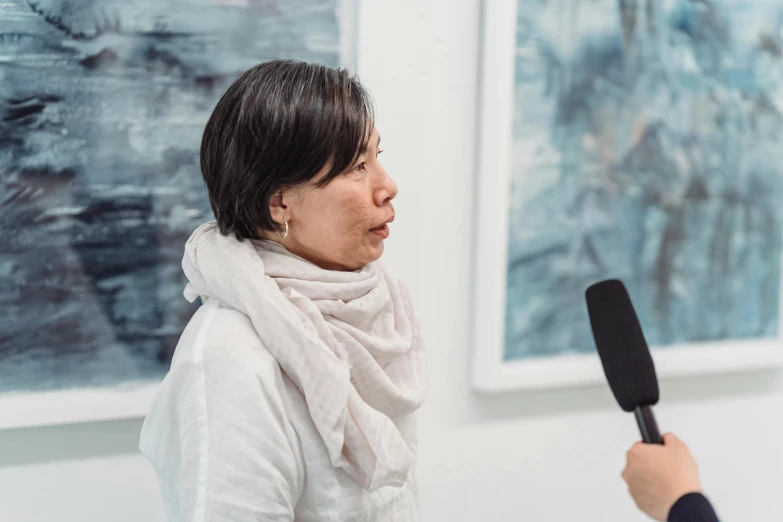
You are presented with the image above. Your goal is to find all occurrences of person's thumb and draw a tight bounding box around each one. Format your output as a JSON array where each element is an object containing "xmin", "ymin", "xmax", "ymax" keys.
[{"xmin": 662, "ymin": 432, "xmax": 681, "ymax": 446}]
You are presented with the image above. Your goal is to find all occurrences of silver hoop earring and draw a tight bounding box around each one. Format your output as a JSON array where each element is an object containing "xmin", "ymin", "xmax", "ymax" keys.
[{"xmin": 276, "ymin": 221, "xmax": 289, "ymax": 239}]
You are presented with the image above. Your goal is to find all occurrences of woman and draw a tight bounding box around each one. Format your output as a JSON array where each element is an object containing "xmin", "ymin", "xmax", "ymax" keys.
[{"xmin": 139, "ymin": 60, "xmax": 427, "ymax": 522}]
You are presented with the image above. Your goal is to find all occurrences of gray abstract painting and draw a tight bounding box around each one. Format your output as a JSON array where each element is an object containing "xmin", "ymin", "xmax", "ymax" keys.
[
  {"xmin": 1, "ymin": 0, "xmax": 343, "ymax": 393},
  {"xmin": 505, "ymin": 0, "xmax": 783, "ymax": 361}
]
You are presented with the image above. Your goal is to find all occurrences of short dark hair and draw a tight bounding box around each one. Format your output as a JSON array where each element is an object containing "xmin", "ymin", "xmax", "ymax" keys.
[{"xmin": 200, "ymin": 60, "xmax": 375, "ymax": 239}]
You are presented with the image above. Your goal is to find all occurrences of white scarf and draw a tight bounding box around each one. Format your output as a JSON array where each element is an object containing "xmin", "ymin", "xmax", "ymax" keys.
[{"xmin": 181, "ymin": 221, "xmax": 427, "ymax": 491}]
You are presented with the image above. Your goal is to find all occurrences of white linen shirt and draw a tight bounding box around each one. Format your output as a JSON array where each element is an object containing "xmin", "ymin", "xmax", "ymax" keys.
[{"xmin": 140, "ymin": 298, "xmax": 419, "ymax": 522}]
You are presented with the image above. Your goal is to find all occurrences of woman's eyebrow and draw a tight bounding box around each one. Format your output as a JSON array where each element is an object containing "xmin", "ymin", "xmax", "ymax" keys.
[{"xmin": 357, "ymin": 135, "xmax": 381, "ymax": 156}]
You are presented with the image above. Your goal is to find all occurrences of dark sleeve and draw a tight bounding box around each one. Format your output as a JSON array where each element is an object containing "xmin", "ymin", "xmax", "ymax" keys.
[{"xmin": 668, "ymin": 492, "xmax": 719, "ymax": 522}]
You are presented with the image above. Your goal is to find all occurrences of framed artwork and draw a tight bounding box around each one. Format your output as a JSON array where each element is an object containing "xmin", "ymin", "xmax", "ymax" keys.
[
  {"xmin": 0, "ymin": 0, "xmax": 358, "ymax": 429},
  {"xmin": 473, "ymin": 0, "xmax": 783, "ymax": 392}
]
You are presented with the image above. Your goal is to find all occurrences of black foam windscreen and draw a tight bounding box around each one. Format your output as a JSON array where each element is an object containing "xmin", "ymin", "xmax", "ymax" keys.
[{"xmin": 585, "ymin": 279, "xmax": 659, "ymax": 412}]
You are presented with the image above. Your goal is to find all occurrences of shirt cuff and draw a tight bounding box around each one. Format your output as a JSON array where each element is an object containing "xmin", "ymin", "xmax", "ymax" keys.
[{"xmin": 668, "ymin": 492, "xmax": 719, "ymax": 522}]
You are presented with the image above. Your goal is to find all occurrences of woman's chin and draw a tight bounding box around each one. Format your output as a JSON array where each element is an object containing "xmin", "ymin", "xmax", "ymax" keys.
[{"xmin": 359, "ymin": 241, "xmax": 385, "ymax": 266}]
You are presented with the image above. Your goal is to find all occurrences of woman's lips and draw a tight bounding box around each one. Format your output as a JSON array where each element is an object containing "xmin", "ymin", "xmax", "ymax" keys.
[{"xmin": 369, "ymin": 224, "xmax": 390, "ymax": 239}]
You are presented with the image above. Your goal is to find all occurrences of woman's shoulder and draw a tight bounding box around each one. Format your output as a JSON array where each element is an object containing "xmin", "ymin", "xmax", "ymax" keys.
[
  {"xmin": 171, "ymin": 297, "xmax": 281, "ymax": 376},
  {"xmin": 153, "ymin": 298, "xmax": 308, "ymax": 427},
  {"xmin": 140, "ymin": 298, "xmax": 309, "ymax": 501}
]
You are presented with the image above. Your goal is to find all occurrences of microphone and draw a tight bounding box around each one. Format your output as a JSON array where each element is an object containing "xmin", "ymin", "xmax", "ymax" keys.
[{"xmin": 585, "ymin": 279, "xmax": 663, "ymax": 444}]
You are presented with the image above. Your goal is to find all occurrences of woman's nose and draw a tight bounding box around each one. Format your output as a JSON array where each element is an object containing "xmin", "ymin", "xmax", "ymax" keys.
[{"xmin": 375, "ymin": 167, "xmax": 398, "ymax": 206}]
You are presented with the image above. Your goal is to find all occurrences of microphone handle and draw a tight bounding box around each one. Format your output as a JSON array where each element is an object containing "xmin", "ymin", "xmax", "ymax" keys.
[{"xmin": 633, "ymin": 405, "xmax": 663, "ymax": 444}]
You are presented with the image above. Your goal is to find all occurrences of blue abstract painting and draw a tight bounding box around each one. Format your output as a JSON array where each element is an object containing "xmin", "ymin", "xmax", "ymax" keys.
[
  {"xmin": 504, "ymin": 0, "xmax": 783, "ymax": 361},
  {"xmin": 0, "ymin": 0, "xmax": 343, "ymax": 393}
]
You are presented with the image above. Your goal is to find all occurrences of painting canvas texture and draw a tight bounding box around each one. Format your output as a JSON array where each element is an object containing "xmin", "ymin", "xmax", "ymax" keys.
[
  {"xmin": 0, "ymin": 0, "xmax": 343, "ymax": 394},
  {"xmin": 505, "ymin": 0, "xmax": 783, "ymax": 361}
]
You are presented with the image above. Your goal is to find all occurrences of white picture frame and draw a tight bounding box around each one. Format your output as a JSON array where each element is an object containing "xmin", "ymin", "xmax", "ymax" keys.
[{"xmin": 472, "ymin": 0, "xmax": 783, "ymax": 393}]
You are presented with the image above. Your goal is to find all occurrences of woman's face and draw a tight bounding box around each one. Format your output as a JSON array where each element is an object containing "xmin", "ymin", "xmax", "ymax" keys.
[{"xmin": 267, "ymin": 128, "xmax": 397, "ymax": 271}]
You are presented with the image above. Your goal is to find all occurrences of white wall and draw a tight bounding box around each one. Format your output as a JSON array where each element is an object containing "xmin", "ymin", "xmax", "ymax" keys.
[
  {"xmin": 1, "ymin": 1, "xmax": 781, "ymax": 521},
  {"xmin": 0, "ymin": 419, "xmax": 163, "ymax": 521}
]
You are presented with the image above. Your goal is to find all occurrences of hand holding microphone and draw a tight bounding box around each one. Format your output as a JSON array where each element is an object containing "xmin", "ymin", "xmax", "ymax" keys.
[
  {"xmin": 585, "ymin": 279, "xmax": 719, "ymax": 522},
  {"xmin": 622, "ymin": 432, "xmax": 703, "ymax": 521}
]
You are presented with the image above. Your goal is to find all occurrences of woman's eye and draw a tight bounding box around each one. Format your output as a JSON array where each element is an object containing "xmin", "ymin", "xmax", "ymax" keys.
[
  {"xmin": 354, "ymin": 162, "xmax": 367, "ymax": 172},
  {"xmin": 376, "ymin": 149, "xmax": 384, "ymax": 157}
]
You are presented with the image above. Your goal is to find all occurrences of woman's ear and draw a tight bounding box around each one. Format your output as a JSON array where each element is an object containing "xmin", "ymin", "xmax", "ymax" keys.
[{"xmin": 268, "ymin": 192, "xmax": 288, "ymax": 226}]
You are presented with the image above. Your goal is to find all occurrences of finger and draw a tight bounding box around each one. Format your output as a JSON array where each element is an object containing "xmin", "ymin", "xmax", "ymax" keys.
[
  {"xmin": 662, "ymin": 432, "xmax": 680, "ymax": 446},
  {"xmin": 626, "ymin": 485, "xmax": 642, "ymax": 508},
  {"xmin": 627, "ymin": 441, "xmax": 645, "ymax": 457}
]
